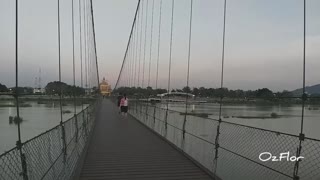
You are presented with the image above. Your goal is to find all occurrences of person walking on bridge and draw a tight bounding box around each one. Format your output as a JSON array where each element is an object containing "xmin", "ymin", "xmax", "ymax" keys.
[
  {"xmin": 117, "ymin": 93, "xmax": 123, "ymax": 114},
  {"xmin": 120, "ymin": 94, "xmax": 129, "ymax": 117}
]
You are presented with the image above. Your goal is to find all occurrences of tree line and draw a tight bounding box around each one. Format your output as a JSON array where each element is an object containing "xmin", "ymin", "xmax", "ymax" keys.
[
  {"xmin": 45, "ymin": 81, "xmax": 86, "ymax": 96},
  {"xmin": 0, "ymin": 83, "xmax": 34, "ymax": 94},
  {"xmin": 113, "ymin": 86, "xmax": 295, "ymax": 99},
  {"xmin": 0, "ymin": 82, "xmax": 86, "ymax": 96}
]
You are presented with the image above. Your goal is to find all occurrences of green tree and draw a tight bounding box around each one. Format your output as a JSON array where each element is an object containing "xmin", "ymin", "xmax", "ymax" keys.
[
  {"xmin": 275, "ymin": 90, "xmax": 293, "ymax": 98},
  {"xmin": 10, "ymin": 87, "xmax": 33, "ymax": 94},
  {"xmin": 45, "ymin": 81, "xmax": 85, "ymax": 96},
  {"xmin": 45, "ymin": 81, "xmax": 68, "ymax": 95},
  {"xmin": 0, "ymin": 83, "xmax": 8, "ymax": 92},
  {"xmin": 182, "ymin": 86, "xmax": 191, "ymax": 93},
  {"xmin": 192, "ymin": 87, "xmax": 199, "ymax": 95},
  {"xmin": 256, "ymin": 88, "xmax": 274, "ymax": 98}
]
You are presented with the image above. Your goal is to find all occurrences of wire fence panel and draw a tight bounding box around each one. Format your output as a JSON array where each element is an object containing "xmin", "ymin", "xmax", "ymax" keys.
[
  {"xmin": 299, "ymin": 138, "xmax": 320, "ymax": 180},
  {"xmin": 155, "ymin": 107, "xmax": 168, "ymax": 137},
  {"xmin": 128, "ymin": 102, "xmax": 320, "ymax": 180},
  {"xmin": 166, "ymin": 110, "xmax": 184, "ymax": 147},
  {"xmin": 58, "ymin": 133, "xmax": 79, "ymax": 180},
  {"xmin": 185, "ymin": 115, "xmax": 218, "ymax": 145},
  {"xmin": 23, "ymin": 125, "xmax": 63, "ymax": 180},
  {"xmin": 184, "ymin": 133, "xmax": 215, "ymax": 171},
  {"xmin": 0, "ymin": 148, "xmax": 23, "ymax": 180},
  {"xmin": 219, "ymin": 121, "xmax": 299, "ymax": 178},
  {"xmin": 64, "ymin": 117, "xmax": 77, "ymax": 146},
  {"xmin": 166, "ymin": 125, "xmax": 183, "ymax": 148},
  {"xmin": 167, "ymin": 110, "xmax": 184, "ymax": 130},
  {"xmin": 0, "ymin": 103, "xmax": 97, "ymax": 180},
  {"xmin": 215, "ymin": 148, "xmax": 292, "ymax": 180},
  {"xmin": 145, "ymin": 105, "xmax": 155, "ymax": 128}
]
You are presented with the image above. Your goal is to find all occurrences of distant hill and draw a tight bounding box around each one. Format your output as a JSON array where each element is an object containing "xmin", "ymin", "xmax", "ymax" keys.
[{"xmin": 292, "ymin": 84, "xmax": 320, "ymax": 96}]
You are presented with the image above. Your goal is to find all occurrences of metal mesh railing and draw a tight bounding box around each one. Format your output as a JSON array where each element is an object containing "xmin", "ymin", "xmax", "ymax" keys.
[
  {"xmin": 298, "ymin": 138, "xmax": 320, "ymax": 180},
  {"xmin": 0, "ymin": 102, "xmax": 97, "ymax": 180},
  {"xmin": 128, "ymin": 101, "xmax": 320, "ymax": 180},
  {"xmin": 0, "ymin": 148, "xmax": 23, "ymax": 180}
]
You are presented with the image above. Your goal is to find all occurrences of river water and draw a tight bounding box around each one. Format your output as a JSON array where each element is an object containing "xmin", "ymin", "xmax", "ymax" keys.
[
  {"xmin": 166, "ymin": 103, "xmax": 320, "ymax": 140},
  {"xmin": 0, "ymin": 101, "xmax": 87, "ymax": 153}
]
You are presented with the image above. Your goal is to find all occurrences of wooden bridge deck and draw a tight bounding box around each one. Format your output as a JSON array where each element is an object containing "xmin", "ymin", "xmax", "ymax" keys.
[{"xmin": 78, "ymin": 99, "xmax": 213, "ymax": 180}]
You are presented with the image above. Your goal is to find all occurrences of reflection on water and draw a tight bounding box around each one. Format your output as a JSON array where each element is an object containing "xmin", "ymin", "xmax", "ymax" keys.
[{"xmin": 0, "ymin": 101, "xmax": 87, "ymax": 153}]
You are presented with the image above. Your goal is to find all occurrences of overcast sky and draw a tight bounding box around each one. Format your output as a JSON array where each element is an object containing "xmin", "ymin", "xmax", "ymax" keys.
[{"xmin": 0, "ymin": 0, "xmax": 319, "ymax": 92}]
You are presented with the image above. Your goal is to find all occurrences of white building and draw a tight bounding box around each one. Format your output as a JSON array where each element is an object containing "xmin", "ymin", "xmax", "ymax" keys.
[{"xmin": 33, "ymin": 88, "xmax": 45, "ymax": 94}]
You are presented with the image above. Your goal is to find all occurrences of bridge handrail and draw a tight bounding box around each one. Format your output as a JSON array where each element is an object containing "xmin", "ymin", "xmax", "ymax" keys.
[{"xmin": 0, "ymin": 101, "xmax": 98, "ymax": 180}]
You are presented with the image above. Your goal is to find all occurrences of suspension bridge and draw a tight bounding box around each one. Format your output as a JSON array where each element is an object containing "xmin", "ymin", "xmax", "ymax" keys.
[{"xmin": 1, "ymin": 0, "xmax": 320, "ymax": 180}]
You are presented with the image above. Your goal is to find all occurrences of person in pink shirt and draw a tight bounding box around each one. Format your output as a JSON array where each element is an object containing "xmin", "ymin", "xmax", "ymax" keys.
[{"xmin": 120, "ymin": 94, "xmax": 129, "ymax": 117}]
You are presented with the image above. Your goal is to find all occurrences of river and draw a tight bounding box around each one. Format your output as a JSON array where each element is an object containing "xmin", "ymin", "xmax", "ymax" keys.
[
  {"xmin": 0, "ymin": 101, "xmax": 87, "ymax": 153},
  {"xmin": 165, "ymin": 103, "xmax": 320, "ymax": 140}
]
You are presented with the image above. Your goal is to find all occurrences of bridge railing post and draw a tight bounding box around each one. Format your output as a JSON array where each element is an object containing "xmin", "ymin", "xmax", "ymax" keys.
[
  {"xmin": 164, "ymin": 109, "xmax": 168, "ymax": 137},
  {"xmin": 145, "ymin": 101, "xmax": 149, "ymax": 125},
  {"xmin": 135, "ymin": 97, "xmax": 138, "ymax": 115},
  {"xmin": 153, "ymin": 105, "xmax": 156, "ymax": 130},
  {"xmin": 83, "ymin": 108, "xmax": 88, "ymax": 137},
  {"xmin": 182, "ymin": 114, "xmax": 187, "ymax": 140},
  {"xmin": 293, "ymin": 92, "xmax": 308, "ymax": 180},
  {"xmin": 182, "ymin": 95, "xmax": 189, "ymax": 141},
  {"xmin": 16, "ymin": 140, "xmax": 28, "ymax": 180},
  {"xmin": 74, "ymin": 114, "xmax": 78, "ymax": 143},
  {"xmin": 60, "ymin": 121, "xmax": 67, "ymax": 163}
]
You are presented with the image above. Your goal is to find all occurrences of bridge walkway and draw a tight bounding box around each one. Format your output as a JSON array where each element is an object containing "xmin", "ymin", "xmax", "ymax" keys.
[{"xmin": 78, "ymin": 99, "xmax": 213, "ymax": 180}]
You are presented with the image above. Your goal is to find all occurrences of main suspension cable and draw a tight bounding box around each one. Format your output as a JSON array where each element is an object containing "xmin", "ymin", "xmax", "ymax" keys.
[{"xmin": 114, "ymin": 0, "xmax": 141, "ymax": 90}]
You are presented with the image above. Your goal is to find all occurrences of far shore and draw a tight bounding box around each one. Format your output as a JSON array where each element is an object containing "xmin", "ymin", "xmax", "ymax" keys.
[{"xmin": 0, "ymin": 95, "xmax": 97, "ymax": 101}]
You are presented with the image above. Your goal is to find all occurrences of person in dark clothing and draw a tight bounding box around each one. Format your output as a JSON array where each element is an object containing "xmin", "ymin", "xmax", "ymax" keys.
[{"xmin": 117, "ymin": 93, "xmax": 123, "ymax": 114}]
